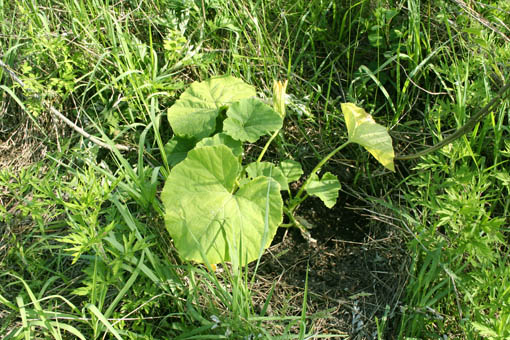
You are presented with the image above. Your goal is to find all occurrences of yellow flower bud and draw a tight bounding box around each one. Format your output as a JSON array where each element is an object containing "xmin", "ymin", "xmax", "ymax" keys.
[{"xmin": 272, "ymin": 79, "xmax": 288, "ymax": 118}]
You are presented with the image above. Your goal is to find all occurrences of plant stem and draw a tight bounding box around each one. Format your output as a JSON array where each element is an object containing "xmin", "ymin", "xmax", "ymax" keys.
[
  {"xmin": 289, "ymin": 140, "xmax": 351, "ymax": 211},
  {"xmin": 257, "ymin": 129, "xmax": 280, "ymax": 162},
  {"xmin": 283, "ymin": 206, "xmax": 317, "ymax": 244},
  {"xmin": 395, "ymin": 80, "xmax": 510, "ymax": 160}
]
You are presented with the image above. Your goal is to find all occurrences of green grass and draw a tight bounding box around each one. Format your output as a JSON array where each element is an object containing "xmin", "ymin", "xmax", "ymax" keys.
[{"xmin": 1, "ymin": 0, "xmax": 510, "ymax": 338}]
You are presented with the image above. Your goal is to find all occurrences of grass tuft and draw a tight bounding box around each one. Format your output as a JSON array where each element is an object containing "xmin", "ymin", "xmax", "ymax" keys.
[{"xmin": 1, "ymin": 0, "xmax": 509, "ymax": 338}]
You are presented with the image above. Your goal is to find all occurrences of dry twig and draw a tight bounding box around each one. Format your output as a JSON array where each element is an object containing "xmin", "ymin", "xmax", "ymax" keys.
[{"xmin": 0, "ymin": 59, "xmax": 132, "ymax": 152}]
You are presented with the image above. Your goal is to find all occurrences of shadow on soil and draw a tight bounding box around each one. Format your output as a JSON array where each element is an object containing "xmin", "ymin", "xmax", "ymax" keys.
[{"xmin": 250, "ymin": 195, "xmax": 409, "ymax": 338}]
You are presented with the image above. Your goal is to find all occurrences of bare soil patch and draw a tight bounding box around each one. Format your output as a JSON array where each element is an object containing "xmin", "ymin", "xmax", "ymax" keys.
[{"xmin": 251, "ymin": 196, "xmax": 409, "ymax": 338}]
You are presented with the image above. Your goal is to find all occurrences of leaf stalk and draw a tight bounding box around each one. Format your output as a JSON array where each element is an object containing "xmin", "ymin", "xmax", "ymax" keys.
[{"xmin": 289, "ymin": 140, "xmax": 351, "ymax": 212}]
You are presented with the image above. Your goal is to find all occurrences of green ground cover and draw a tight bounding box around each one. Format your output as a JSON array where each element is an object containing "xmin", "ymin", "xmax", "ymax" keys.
[{"xmin": 1, "ymin": 0, "xmax": 509, "ymax": 338}]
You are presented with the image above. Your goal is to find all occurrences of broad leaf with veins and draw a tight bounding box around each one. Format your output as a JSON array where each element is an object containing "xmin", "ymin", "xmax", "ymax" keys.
[
  {"xmin": 341, "ymin": 103, "xmax": 395, "ymax": 171},
  {"xmin": 278, "ymin": 159, "xmax": 303, "ymax": 183},
  {"xmin": 306, "ymin": 172, "xmax": 341, "ymax": 208},
  {"xmin": 161, "ymin": 145, "xmax": 283, "ymax": 266},
  {"xmin": 195, "ymin": 133, "xmax": 243, "ymax": 157},
  {"xmin": 223, "ymin": 98, "xmax": 283, "ymax": 142},
  {"xmin": 245, "ymin": 161, "xmax": 288, "ymax": 191},
  {"xmin": 168, "ymin": 76, "xmax": 256, "ymax": 139}
]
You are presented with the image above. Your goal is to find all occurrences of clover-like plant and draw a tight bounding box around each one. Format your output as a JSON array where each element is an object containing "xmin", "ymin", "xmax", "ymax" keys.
[{"xmin": 161, "ymin": 75, "xmax": 395, "ymax": 267}]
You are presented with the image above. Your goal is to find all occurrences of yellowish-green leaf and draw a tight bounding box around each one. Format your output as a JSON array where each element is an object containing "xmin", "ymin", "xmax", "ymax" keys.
[
  {"xmin": 341, "ymin": 103, "xmax": 395, "ymax": 171},
  {"xmin": 245, "ymin": 162, "xmax": 288, "ymax": 191},
  {"xmin": 161, "ymin": 145, "xmax": 283, "ymax": 266},
  {"xmin": 195, "ymin": 133, "xmax": 243, "ymax": 157}
]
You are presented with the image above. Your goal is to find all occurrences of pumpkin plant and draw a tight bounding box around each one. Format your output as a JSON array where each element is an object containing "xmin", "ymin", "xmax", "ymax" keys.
[{"xmin": 161, "ymin": 76, "xmax": 395, "ymax": 267}]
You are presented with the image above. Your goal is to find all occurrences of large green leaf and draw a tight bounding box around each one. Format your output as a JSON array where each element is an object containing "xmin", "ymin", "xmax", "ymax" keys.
[
  {"xmin": 195, "ymin": 133, "xmax": 243, "ymax": 157},
  {"xmin": 341, "ymin": 103, "xmax": 395, "ymax": 171},
  {"xmin": 223, "ymin": 98, "xmax": 283, "ymax": 142},
  {"xmin": 305, "ymin": 172, "xmax": 341, "ymax": 208},
  {"xmin": 168, "ymin": 76, "xmax": 256, "ymax": 139},
  {"xmin": 161, "ymin": 145, "xmax": 283, "ymax": 266},
  {"xmin": 245, "ymin": 162, "xmax": 288, "ymax": 191}
]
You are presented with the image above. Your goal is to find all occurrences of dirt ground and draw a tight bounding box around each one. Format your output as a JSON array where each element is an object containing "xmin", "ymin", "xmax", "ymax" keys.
[{"xmin": 250, "ymin": 195, "xmax": 409, "ymax": 338}]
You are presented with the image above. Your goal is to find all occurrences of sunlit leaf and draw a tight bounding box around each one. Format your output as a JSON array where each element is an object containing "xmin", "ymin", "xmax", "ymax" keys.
[
  {"xmin": 161, "ymin": 145, "xmax": 283, "ymax": 266},
  {"xmin": 195, "ymin": 133, "xmax": 243, "ymax": 157},
  {"xmin": 223, "ymin": 98, "xmax": 283, "ymax": 142},
  {"xmin": 168, "ymin": 76, "xmax": 255, "ymax": 139},
  {"xmin": 245, "ymin": 162, "xmax": 288, "ymax": 191},
  {"xmin": 341, "ymin": 103, "xmax": 395, "ymax": 171}
]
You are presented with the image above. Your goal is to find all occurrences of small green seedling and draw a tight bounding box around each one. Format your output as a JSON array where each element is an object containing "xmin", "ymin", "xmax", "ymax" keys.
[{"xmin": 161, "ymin": 76, "xmax": 395, "ymax": 267}]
